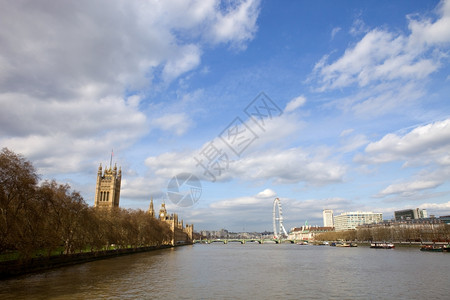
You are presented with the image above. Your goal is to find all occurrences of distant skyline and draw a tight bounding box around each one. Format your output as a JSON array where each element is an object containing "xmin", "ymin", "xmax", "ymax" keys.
[{"xmin": 1, "ymin": 0, "xmax": 450, "ymax": 231}]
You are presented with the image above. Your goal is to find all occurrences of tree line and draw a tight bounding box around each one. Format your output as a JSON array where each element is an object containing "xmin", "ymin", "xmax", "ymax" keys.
[
  {"xmin": 315, "ymin": 224, "xmax": 450, "ymax": 242},
  {"xmin": 0, "ymin": 148, "xmax": 172, "ymax": 260}
]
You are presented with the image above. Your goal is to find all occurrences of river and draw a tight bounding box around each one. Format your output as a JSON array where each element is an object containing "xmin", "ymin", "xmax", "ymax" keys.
[{"xmin": 1, "ymin": 243, "xmax": 449, "ymax": 299}]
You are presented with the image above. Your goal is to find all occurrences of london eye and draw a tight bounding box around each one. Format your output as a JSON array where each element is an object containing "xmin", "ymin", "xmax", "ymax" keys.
[{"xmin": 273, "ymin": 197, "xmax": 288, "ymax": 239}]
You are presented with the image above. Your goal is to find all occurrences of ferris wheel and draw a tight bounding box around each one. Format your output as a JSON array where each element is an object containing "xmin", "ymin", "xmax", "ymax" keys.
[{"xmin": 273, "ymin": 197, "xmax": 288, "ymax": 239}]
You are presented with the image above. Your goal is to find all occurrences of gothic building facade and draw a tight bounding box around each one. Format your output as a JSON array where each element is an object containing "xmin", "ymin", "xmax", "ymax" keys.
[
  {"xmin": 94, "ymin": 163, "xmax": 121, "ymax": 209},
  {"xmin": 148, "ymin": 198, "xmax": 194, "ymax": 245},
  {"xmin": 94, "ymin": 163, "xmax": 193, "ymax": 244}
]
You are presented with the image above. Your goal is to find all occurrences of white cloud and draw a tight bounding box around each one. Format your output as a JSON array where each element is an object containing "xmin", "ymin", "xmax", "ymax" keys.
[
  {"xmin": 377, "ymin": 180, "xmax": 443, "ymax": 197},
  {"xmin": 120, "ymin": 176, "xmax": 167, "ymax": 200},
  {"xmin": 256, "ymin": 188, "xmax": 277, "ymax": 198},
  {"xmin": 340, "ymin": 129, "xmax": 354, "ymax": 137},
  {"xmin": 232, "ymin": 148, "xmax": 346, "ymax": 185},
  {"xmin": 210, "ymin": 193, "xmax": 271, "ymax": 209},
  {"xmin": 314, "ymin": 29, "xmax": 433, "ymax": 90},
  {"xmin": 209, "ymin": 0, "xmax": 261, "ymax": 49},
  {"xmin": 0, "ymin": 93, "xmax": 147, "ymax": 174},
  {"xmin": 331, "ymin": 27, "xmax": 341, "ymax": 39},
  {"xmin": 420, "ymin": 200, "xmax": 450, "ymax": 211},
  {"xmin": 339, "ymin": 133, "xmax": 368, "ymax": 153},
  {"xmin": 157, "ymin": 189, "xmax": 280, "ymax": 231},
  {"xmin": 284, "ymin": 96, "xmax": 306, "ymax": 113},
  {"xmin": 355, "ymin": 118, "xmax": 450, "ymax": 200},
  {"xmin": 0, "ymin": 1, "xmax": 261, "ymax": 97},
  {"xmin": 349, "ymin": 18, "xmax": 369, "ymax": 36},
  {"xmin": 0, "ymin": 0, "xmax": 261, "ymax": 176},
  {"xmin": 334, "ymin": 0, "xmax": 450, "ymax": 89},
  {"xmin": 311, "ymin": 0, "xmax": 450, "ymax": 116},
  {"xmin": 162, "ymin": 44, "xmax": 202, "ymax": 82},
  {"xmin": 143, "ymin": 109, "xmax": 345, "ymax": 186},
  {"xmin": 151, "ymin": 112, "xmax": 193, "ymax": 136},
  {"xmin": 144, "ymin": 144, "xmax": 346, "ymax": 186},
  {"xmin": 408, "ymin": 0, "xmax": 450, "ymax": 47},
  {"xmin": 358, "ymin": 118, "xmax": 450, "ymax": 164},
  {"xmin": 145, "ymin": 151, "xmax": 196, "ymax": 179}
]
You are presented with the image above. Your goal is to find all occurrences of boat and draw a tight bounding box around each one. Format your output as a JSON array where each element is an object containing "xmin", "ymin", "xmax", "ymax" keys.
[
  {"xmin": 443, "ymin": 245, "xmax": 450, "ymax": 252},
  {"xmin": 420, "ymin": 245, "xmax": 444, "ymax": 252},
  {"xmin": 370, "ymin": 242, "xmax": 395, "ymax": 249},
  {"xmin": 336, "ymin": 242, "xmax": 351, "ymax": 247}
]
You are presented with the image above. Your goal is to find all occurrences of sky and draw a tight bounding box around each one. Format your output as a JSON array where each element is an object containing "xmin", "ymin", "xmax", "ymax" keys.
[{"xmin": 1, "ymin": 0, "xmax": 450, "ymax": 232}]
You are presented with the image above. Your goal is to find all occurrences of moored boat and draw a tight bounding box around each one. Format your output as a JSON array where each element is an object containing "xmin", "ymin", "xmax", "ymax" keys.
[
  {"xmin": 370, "ymin": 242, "xmax": 395, "ymax": 249},
  {"xmin": 336, "ymin": 242, "xmax": 357, "ymax": 247},
  {"xmin": 420, "ymin": 245, "xmax": 445, "ymax": 252}
]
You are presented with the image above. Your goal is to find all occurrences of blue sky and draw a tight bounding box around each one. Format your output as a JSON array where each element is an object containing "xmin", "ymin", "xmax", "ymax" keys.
[{"xmin": 1, "ymin": 0, "xmax": 450, "ymax": 232}]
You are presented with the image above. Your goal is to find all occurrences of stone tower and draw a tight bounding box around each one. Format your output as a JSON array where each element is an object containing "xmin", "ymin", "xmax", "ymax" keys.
[
  {"xmin": 159, "ymin": 202, "xmax": 168, "ymax": 220},
  {"xmin": 148, "ymin": 197, "xmax": 155, "ymax": 217},
  {"xmin": 94, "ymin": 163, "xmax": 121, "ymax": 209}
]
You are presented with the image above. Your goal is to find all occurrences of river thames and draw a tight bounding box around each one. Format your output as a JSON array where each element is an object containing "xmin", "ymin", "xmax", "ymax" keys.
[{"xmin": 1, "ymin": 243, "xmax": 449, "ymax": 299}]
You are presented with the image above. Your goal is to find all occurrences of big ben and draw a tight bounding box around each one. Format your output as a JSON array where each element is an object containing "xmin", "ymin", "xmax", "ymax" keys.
[{"xmin": 159, "ymin": 202, "xmax": 168, "ymax": 220}]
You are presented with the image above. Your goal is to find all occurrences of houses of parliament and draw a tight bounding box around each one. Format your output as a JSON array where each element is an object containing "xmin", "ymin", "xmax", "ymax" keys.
[{"xmin": 94, "ymin": 163, "xmax": 193, "ymax": 244}]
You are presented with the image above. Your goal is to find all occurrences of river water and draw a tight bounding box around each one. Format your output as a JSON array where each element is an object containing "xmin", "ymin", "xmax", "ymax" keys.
[{"xmin": 1, "ymin": 243, "xmax": 449, "ymax": 299}]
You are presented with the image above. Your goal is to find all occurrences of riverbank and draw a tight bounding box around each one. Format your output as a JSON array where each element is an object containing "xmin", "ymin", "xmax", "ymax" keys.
[
  {"xmin": 0, "ymin": 243, "xmax": 191, "ymax": 279},
  {"xmin": 355, "ymin": 241, "xmax": 449, "ymax": 247}
]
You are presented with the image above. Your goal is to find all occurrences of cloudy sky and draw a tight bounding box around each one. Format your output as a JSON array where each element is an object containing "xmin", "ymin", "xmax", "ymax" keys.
[{"xmin": 1, "ymin": 0, "xmax": 450, "ymax": 232}]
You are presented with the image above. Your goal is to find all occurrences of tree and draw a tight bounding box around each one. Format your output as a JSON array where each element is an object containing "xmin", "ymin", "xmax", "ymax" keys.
[
  {"xmin": 0, "ymin": 148, "xmax": 39, "ymax": 255},
  {"xmin": 0, "ymin": 148, "xmax": 184, "ymax": 259}
]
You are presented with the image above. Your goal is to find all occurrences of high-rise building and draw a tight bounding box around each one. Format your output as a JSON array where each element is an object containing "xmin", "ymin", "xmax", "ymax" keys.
[
  {"xmin": 94, "ymin": 163, "xmax": 121, "ymax": 209},
  {"xmin": 334, "ymin": 211, "xmax": 382, "ymax": 231},
  {"xmin": 394, "ymin": 208, "xmax": 428, "ymax": 221},
  {"xmin": 323, "ymin": 209, "xmax": 334, "ymax": 227},
  {"xmin": 414, "ymin": 208, "xmax": 427, "ymax": 219}
]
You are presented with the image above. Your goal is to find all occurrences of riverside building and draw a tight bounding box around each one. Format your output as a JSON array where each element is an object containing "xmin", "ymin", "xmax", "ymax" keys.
[
  {"xmin": 288, "ymin": 226, "xmax": 334, "ymax": 242},
  {"xmin": 94, "ymin": 163, "xmax": 121, "ymax": 209},
  {"xmin": 394, "ymin": 208, "xmax": 428, "ymax": 221},
  {"xmin": 334, "ymin": 211, "xmax": 382, "ymax": 231},
  {"xmin": 323, "ymin": 209, "xmax": 334, "ymax": 227}
]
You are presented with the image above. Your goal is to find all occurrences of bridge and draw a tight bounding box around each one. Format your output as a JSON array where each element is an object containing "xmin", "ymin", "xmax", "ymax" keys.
[
  {"xmin": 197, "ymin": 198, "xmax": 295, "ymax": 245},
  {"xmin": 194, "ymin": 238, "xmax": 297, "ymax": 244}
]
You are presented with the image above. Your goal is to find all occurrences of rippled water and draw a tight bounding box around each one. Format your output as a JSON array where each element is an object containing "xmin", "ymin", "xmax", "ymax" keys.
[{"xmin": 1, "ymin": 244, "xmax": 449, "ymax": 299}]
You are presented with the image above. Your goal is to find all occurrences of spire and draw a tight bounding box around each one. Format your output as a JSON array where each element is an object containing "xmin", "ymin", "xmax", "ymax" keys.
[
  {"xmin": 148, "ymin": 196, "xmax": 155, "ymax": 217},
  {"xmin": 110, "ymin": 149, "xmax": 113, "ymax": 169}
]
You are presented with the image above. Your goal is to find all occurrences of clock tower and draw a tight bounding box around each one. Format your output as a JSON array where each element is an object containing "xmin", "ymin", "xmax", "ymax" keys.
[{"xmin": 159, "ymin": 202, "xmax": 168, "ymax": 220}]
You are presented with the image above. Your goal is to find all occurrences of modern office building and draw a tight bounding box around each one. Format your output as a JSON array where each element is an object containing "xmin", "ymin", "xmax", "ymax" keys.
[
  {"xmin": 334, "ymin": 211, "xmax": 382, "ymax": 231},
  {"xmin": 394, "ymin": 208, "xmax": 428, "ymax": 221},
  {"xmin": 323, "ymin": 209, "xmax": 334, "ymax": 227}
]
